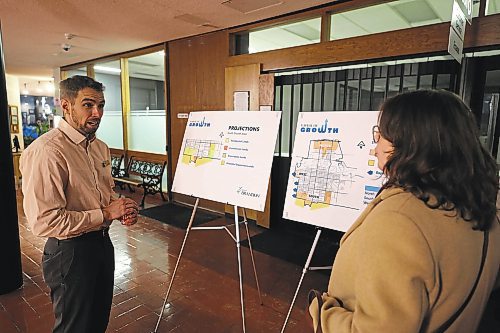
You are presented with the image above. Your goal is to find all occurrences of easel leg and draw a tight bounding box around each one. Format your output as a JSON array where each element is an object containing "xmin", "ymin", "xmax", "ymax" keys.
[
  {"xmin": 234, "ymin": 206, "xmax": 246, "ymax": 333},
  {"xmin": 241, "ymin": 208, "xmax": 263, "ymax": 305},
  {"xmin": 153, "ymin": 198, "xmax": 200, "ymax": 333},
  {"xmin": 280, "ymin": 229, "xmax": 322, "ymax": 333}
]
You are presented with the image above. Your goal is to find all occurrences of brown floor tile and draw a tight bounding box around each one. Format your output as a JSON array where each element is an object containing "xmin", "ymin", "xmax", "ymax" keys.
[{"xmin": 0, "ymin": 187, "xmax": 329, "ymax": 332}]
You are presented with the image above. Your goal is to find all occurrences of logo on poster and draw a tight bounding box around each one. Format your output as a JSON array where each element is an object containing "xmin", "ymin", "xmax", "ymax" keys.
[
  {"xmin": 300, "ymin": 119, "xmax": 339, "ymax": 134},
  {"xmin": 237, "ymin": 187, "xmax": 260, "ymax": 198},
  {"xmin": 189, "ymin": 117, "xmax": 211, "ymax": 128}
]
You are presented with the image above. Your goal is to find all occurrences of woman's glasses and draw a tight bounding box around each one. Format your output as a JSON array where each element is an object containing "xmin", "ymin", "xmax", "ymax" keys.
[{"xmin": 372, "ymin": 125, "xmax": 380, "ymax": 144}]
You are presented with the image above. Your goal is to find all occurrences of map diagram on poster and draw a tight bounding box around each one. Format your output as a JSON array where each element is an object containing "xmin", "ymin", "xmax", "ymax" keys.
[
  {"xmin": 172, "ymin": 111, "xmax": 281, "ymax": 211},
  {"xmin": 283, "ymin": 111, "xmax": 385, "ymax": 232},
  {"xmin": 182, "ymin": 139, "xmax": 222, "ymax": 166}
]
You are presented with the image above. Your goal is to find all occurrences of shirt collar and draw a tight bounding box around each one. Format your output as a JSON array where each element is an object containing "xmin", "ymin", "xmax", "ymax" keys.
[{"xmin": 58, "ymin": 118, "xmax": 90, "ymax": 145}]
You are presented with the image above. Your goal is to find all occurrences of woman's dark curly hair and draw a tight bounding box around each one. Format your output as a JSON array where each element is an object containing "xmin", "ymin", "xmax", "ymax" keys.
[{"xmin": 379, "ymin": 89, "xmax": 498, "ymax": 231}]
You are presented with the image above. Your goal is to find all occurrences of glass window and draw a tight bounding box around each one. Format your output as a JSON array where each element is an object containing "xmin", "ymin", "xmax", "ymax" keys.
[
  {"xmin": 346, "ymin": 80, "xmax": 359, "ymax": 110},
  {"xmin": 291, "ymin": 84, "xmax": 301, "ymax": 153},
  {"xmin": 346, "ymin": 69, "xmax": 360, "ymax": 111},
  {"xmin": 387, "ymin": 77, "xmax": 401, "ymax": 98},
  {"xmin": 94, "ymin": 60, "xmax": 123, "ymax": 149},
  {"xmin": 402, "ymin": 76, "xmax": 417, "ymax": 92},
  {"xmin": 64, "ymin": 67, "xmax": 87, "ymax": 78},
  {"xmin": 402, "ymin": 64, "xmax": 417, "ymax": 92},
  {"xmin": 372, "ymin": 78, "xmax": 386, "ymax": 110},
  {"xmin": 360, "ymin": 79, "xmax": 371, "ymax": 110},
  {"xmin": 336, "ymin": 81, "xmax": 345, "ymax": 110},
  {"xmin": 302, "ymin": 83, "xmax": 313, "ymax": 111},
  {"xmin": 419, "ymin": 74, "xmax": 433, "ymax": 89},
  {"xmin": 331, "ymin": 0, "xmax": 457, "ymax": 41},
  {"xmin": 436, "ymin": 74, "xmax": 452, "ymax": 90},
  {"xmin": 281, "ymin": 85, "xmax": 292, "ymax": 156},
  {"xmin": 486, "ymin": 0, "xmax": 500, "ymax": 15},
  {"xmin": 274, "ymin": 85, "xmax": 281, "ymax": 111},
  {"xmin": 274, "ymin": 86, "xmax": 281, "ymax": 155},
  {"xmin": 246, "ymin": 17, "xmax": 321, "ymax": 54},
  {"xmin": 127, "ymin": 51, "xmax": 166, "ymax": 154},
  {"xmin": 324, "ymin": 82, "xmax": 335, "ymax": 111},
  {"xmin": 313, "ymin": 82, "xmax": 322, "ymax": 111},
  {"xmin": 480, "ymin": 70, "xmax": 500, "ymax": 153}
]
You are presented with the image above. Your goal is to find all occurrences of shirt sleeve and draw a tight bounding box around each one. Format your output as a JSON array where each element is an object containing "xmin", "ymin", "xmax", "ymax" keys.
[
  {"xmin": 105, "ymin": 148, "xmax": 118, "ymax": 203},
  {"xmin": 320, "ymin": 210, "xmax": 435, "ymax": 333},
  {"xmin": 21, "ymin": 146, "xmax": 104, "ymax": 238}
]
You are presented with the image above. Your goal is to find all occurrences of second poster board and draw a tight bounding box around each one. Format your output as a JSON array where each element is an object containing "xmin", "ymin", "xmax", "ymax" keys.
[
  {"xmin": 283, "ymin": 111, "xmax": 385, "ymax": 232},
  {"xmin": 172, "ymin": 111, "xmax": 282, "ymax": 212}
]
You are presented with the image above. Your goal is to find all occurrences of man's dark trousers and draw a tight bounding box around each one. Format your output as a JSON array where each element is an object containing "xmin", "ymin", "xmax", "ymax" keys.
[{"xmin": 42, "ymin": 229, "xmax": 114, "ymax": 333}]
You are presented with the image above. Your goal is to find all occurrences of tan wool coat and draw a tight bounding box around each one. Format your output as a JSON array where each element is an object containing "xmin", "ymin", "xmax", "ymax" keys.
[{"xmin": 310, "ymin": 187, "xmax": 500, "ymax": 332}]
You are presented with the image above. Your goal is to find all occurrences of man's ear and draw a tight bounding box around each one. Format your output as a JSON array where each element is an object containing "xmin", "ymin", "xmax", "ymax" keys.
[{"xmin": 60, "ymin": 98, "xmax": 71, "ymax": 116}]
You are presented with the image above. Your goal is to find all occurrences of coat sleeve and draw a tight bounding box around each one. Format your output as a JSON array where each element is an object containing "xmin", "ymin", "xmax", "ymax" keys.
[{"xmin": 320, "ymin": 210, "xmax": 435, "ymax": 332}]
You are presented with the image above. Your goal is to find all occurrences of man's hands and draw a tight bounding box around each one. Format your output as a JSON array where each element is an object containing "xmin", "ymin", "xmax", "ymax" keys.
[{"xmin": 102, "ymin": 198, "xmax": 139, "ymax": 226}]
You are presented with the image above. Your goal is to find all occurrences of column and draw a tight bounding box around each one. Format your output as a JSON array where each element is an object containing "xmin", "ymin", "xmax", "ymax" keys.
[{"xmin": 0, "ymin": 22, "xmax": 23, "ymax": 294}]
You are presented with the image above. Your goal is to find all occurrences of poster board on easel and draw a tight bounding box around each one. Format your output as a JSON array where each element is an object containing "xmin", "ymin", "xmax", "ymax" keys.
[
  {"xmin": 283, "ymin": 111, "xmax": 385, "ymax": 232},
  {"xmin": 172, "ymin": 110, "xmax": 281, "ymax": 212},
  {"xmin": 280, "ymin": 111, "xmax": 385, "ymax": 333},
  {"xmin": 158, "ymin": 110, "xmax": 281, "ymax": 333}
]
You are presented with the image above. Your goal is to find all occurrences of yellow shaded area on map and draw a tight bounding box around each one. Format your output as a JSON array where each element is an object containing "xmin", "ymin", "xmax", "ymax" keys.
[
  {"xmin": 182, "ymin": 147, "xmax": 197, "ymax": 165},
  {"xmin": 310, "ymin": 202, "xmax": 330, "ymax": 210},
  {"xmin": 195, "ymin": 158, "xmax": 212, "ymax": 166},
  {"xmin": 294, "ymin": 191, "xmax": 332, "ymax": 210},
  {"xmin": 208, "ymin": 143, "xmax": 217, "ymax": 157},
  {"xmin": 313, "ymin": 140, "xmax": 339, "ymax": 157},
  {"xmin": 182, "ymin": 146, "xmax": 215, "ymax": 166}
]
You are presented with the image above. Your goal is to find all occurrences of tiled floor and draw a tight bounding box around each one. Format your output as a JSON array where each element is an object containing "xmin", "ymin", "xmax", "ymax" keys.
[{"xmin": 0, "ymin": 188, "xmax": 329, "ymax": 332}]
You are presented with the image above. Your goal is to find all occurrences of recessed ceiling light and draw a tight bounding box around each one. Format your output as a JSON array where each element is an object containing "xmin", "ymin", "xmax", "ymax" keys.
[{"xmin": 94, "ymin": 65, "xmax": 121, "ymax": 73}]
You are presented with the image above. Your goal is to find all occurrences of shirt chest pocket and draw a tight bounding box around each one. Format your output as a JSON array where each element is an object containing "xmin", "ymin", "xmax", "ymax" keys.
[{"xmin": 99, "ymin": 164, "xmax": 113, "ymax": 184}]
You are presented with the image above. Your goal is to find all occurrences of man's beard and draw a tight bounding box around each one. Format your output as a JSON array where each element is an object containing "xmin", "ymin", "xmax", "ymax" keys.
[{"xmin": 71, "ymin": 114, "xmax": 100, "ymax": 137}]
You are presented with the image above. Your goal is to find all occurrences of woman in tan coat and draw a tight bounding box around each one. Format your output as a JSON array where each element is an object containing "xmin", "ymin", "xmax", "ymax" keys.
[{"xmin": 309, "ymin": 90, "xmax": 500, "ymax": 332}]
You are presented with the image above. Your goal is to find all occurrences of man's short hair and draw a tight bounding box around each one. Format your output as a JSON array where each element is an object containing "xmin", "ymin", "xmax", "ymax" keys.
[{"xmin": 59, "ymin": 75, "xmax": 104, "ymax": 103}]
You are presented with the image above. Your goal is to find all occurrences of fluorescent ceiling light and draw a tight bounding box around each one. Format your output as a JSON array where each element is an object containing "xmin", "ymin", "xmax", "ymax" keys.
[{"xmin": 94, "ymin": 65, "xmax": 121, "ymax": 73}]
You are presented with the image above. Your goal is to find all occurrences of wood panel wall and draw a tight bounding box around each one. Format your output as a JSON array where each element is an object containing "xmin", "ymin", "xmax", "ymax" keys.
[
  {"xmin": 168, "ymin": 30, "xmax": 228, "ymax": 211},
  {"xmin": 224, "ymin": 64, "xmax": 261, "ymax": 111},
  {"xmin": 257, "ymin": 74, "xmax": 274, "ymax": 228}
]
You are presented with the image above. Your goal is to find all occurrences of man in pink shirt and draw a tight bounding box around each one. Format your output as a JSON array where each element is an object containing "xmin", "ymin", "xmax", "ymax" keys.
[{"xmin": 20, "ymin": 75, "xmax": 139, "ymax": 333}]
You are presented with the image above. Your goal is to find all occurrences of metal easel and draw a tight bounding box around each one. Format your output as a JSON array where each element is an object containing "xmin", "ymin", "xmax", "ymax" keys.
[
  {"xmin": 280, "ymin": 228, "xmax": 332, "ymax": 333},
  {"xmin": 153, "ymin": 198, "xmax": 263, "ymax": 333}
]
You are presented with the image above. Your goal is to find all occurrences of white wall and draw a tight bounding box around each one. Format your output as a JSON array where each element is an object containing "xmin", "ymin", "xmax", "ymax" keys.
[
  {"xmin": 6, "ymin": 74, "xmax": 24, "ymax": 151},
  {"xmin": 53, "ymin": 68, "xmax": 62, "ymax": 116}
]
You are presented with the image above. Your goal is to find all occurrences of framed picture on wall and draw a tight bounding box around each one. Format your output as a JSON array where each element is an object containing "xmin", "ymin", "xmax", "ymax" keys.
[
  {"xmin": 8, "ymin": 105, "xmax": 19, "ymax": 133},
  {"xmin": 233, "ymin": 91, "xmax": 250, "ymax": 111}
]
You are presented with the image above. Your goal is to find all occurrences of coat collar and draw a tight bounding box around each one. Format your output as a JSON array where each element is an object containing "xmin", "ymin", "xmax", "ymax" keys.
[{"xmin": 341, "ymin": 187, "xmax": 405, "ymax": 244}]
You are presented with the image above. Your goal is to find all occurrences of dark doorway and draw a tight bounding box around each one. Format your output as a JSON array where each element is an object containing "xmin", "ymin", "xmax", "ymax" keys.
[{"xmin": 466, "ymin": 55, "xmax": 500, "ymax": 162}]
